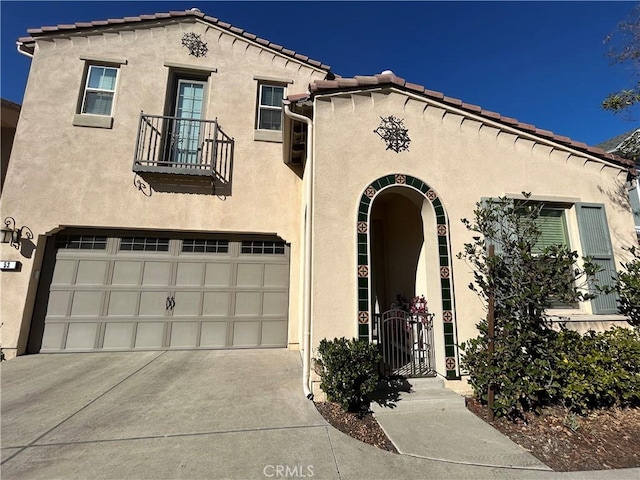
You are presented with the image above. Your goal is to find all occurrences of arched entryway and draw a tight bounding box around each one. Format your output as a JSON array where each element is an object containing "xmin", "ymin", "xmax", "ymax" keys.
[{"xmin": 356, "ymin": 174, "xmax": 460, "ymax": 379}]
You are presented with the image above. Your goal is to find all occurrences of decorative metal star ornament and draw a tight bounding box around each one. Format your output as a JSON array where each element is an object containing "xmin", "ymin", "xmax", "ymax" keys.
[
  {"xmin": 374, "ymin": 116, "xmax": 411, "ymax": 153},
  {"xmin": 181, "ymin": 32, "xmax": 208, "ymax": 57}
]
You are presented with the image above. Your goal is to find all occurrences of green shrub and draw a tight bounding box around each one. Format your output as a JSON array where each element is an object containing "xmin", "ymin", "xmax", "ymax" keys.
[
  {"xmin": 458, "ymin": 195, "xmax": 596, "ymax": 419},
  {"xmin": 461, "ymin": 323, "xmax": 562, "ymax": 419},
  {"xmin": 314, "ymin": 337, "xmax": 381, "ymax": 412},
  {"xmin": 612, "ymin": 246, "xmax": 640, "ymax": 328},
  {"xmin": 554, "ymin": 327, "xmax": 640, "ymax": 414}
]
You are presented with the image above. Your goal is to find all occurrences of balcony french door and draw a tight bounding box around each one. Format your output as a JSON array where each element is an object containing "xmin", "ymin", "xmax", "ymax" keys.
[{"xmin": 173, "ymin": 80, "xmax": 205, "ymax": 165}]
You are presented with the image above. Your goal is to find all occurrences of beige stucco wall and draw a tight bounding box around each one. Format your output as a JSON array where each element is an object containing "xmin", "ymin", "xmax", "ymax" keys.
[
  {"xmin": 0, "ymin": 18, "xmax": 327, "ymax": 357},
  {"xmin": 309, "ymin": 88, "xmax": 637, "ymax": 378}
]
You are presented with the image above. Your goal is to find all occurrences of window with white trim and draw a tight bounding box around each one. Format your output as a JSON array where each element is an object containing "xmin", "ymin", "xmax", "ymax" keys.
[
  {"xmin": 81, "ymin": 65, "xmax": 119, "ymax": 116},
  {"xmin": 256, "ymin": 84, "xmax": 285, "ymax": 131}
]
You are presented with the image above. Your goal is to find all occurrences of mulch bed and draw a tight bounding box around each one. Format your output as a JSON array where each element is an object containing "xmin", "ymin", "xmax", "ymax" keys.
[
  {"xmin": 314, "ymin": 401, "xmax": 398, "ymax": 453},
  {"xmin": 315, "ymin": 399, "xmax": 640, "ymax": 471},
  {"xmin": 466, "ymin": 398, "xmax": 640, "ymax": 472}
]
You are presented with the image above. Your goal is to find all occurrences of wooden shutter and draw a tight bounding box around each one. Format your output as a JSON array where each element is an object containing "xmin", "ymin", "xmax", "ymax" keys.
[{"xmin": 575, "ymin": 203, "xmax": 618, "ymax": 314}]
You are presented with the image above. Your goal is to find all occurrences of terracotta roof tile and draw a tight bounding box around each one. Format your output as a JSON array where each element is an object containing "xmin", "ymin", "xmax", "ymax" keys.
[
  {"xmin": 18, "ymin": 9, "xmax": 331, "ymax": 71},
  {"xmin": 287, "ymin": 92, "xmax": 311, "ymax": 102},
  {"xmin": 499, "ymin": 116, "xmax": 518, "ymax": 126},
  {"xmin": 442, "ymin": 96, "xmax": 463, "ymax": 107},
  {"xmin": 405, "ymin": 82, "xmax": 426, "ymax": 93},
  {"xmin": 289, "ymin": 73, "xmax": 633, "ymax": 169},
  {"xmin": 424, "ymin": 89, "xmax": 444, "ymax": 100},
  {"xmin": 535, "ymin": 129, "xmax": 554, "ymax": 138},
  {"xmin": 335, "ymin": 78, "xmax": 360, "ymax": 88},
  {"xmin": 354, "ymin": 76, "xmax": 380, "ymax": 86},
  {"xmin": 461, "ymin": 103, "xmax": 482, "ymax": 114}
]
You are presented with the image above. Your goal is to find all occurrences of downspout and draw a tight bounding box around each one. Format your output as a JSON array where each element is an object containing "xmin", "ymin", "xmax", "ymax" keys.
[{"xmin": 283, "ymin": 102, "xmax": 314, "ymax": 400}]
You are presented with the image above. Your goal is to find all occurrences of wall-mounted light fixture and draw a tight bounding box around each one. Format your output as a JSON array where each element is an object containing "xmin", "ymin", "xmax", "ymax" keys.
[{"xmin": 1, "ymin": 217, "xmax": 33, "ymax": 250}]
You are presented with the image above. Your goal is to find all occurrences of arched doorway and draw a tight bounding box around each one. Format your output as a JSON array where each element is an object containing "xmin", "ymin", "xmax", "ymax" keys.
[{"xmin": 356, "ymin": 174, "xmax": 460, "ymax": 379}]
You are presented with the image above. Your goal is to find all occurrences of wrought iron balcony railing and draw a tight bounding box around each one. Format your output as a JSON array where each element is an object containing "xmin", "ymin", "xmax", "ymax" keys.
[{"xmin": 133, "ymin": 113, "xmax": 234, "ymax": 185}]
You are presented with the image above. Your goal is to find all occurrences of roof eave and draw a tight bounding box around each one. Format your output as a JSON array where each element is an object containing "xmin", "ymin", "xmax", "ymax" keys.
[
  {"xmin": 19, "ymin": 10, "xmax": 331, "ymax": 72},
  {"xmin": 295, "ymin": 75, "xmax": 635, "ymax": 171}
]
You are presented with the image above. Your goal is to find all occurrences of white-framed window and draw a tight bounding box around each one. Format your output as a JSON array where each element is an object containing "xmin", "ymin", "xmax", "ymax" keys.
[
  {"xmin": 256, "ymin": 83, "xmax": 285, "ymax": 131},
  {"xmin": 81, "ymin": 65, "xmax": 119, "ymax": 116}
]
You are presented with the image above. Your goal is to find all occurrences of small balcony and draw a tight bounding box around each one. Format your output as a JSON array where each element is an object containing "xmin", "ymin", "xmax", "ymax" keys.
[{"xmin": 133, "ymin": 113, "xmax": 234, "ymax": 194}]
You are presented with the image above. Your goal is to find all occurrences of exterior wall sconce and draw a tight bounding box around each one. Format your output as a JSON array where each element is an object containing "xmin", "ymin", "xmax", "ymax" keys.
[{"xmin": 2, "ymin": 217, "xmax": 33, "ymax": 249}]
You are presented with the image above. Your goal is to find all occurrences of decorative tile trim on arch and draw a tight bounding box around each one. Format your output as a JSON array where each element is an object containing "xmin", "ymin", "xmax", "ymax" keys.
[{"xmin": 356, "ymin": 174, "xmax": 460, "ymax": 379}]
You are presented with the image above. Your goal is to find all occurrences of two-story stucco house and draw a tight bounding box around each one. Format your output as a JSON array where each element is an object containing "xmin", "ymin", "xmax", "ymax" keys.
[{"xmin": 1, "ymin": 9, "xmax": 636, "ymax": 394}]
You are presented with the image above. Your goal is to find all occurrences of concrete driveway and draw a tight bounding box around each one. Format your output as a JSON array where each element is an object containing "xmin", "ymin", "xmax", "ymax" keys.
[
  {"xmin": 1, "ymin": 350, "xmax": 339, "ymax": 479},
  {"xmin": 2, "ymin": 350, "xmax": 639, "ymax": 480}
]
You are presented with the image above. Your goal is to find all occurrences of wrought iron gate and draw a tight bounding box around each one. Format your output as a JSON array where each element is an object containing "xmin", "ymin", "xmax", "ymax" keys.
[{"xmin": 375, "ymin": 308, "xmax": 435, "ymax": 377}]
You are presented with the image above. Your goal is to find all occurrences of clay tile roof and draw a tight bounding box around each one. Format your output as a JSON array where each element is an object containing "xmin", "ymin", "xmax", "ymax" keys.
[
  {"xmin": 18, "ymin": 9, "xmax": 331, "ymax": 71},
  {"xmin": 461, "ymin": 103, "xmax": 482, "ymax": 114},
  {"xmin": 287, "ymin": 92, "xmax": 311, "ymax": 102},
  {"xmin": 405, "ymin": 82, "xmax": 426, "ymax": 94},
  {"xmin": 289, "ymin": 73, "xmax": 633, "ymax": 169}
]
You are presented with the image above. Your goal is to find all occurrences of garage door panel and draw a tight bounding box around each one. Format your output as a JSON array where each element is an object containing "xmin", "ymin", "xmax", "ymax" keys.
[
  {"xmin": 200, "ymin": 322, "xmax": 227, "ymax": 347},
  {"xmin": 263, "ymin": 292, "xmax": 288, "ymax": 316},
  {"xmin": 170, "ymin": 322, "xmax": 199, "ymax": 347},
  {"xmin": 107, "ymin": 291, "xmax": 138, "ymax": 316},
  {"xmin": 103, "ymin": 323, "xmax": 135, "ymax": 349},
  {"xmin": 70, "ymin": 291, "xmax": 103, "ymax": 317},
  {"xmin": 261, "ymin": 320, "xmax": 287, "ymax": 346},
  {"xmin": 232, "ymin": 321, "xmax": 260, "ymax": 346},
  {"xmin": 173, "ymin": 291, "xmax": 201, "ymax": 316},
  {"xmin": 138, "ymin": 291, "xmax": 169, "ymax": 316},
  {"xmin": 202, "ymin": 292, "xmax": 229, "ymax": 316},
  {"xmin": 237, "ymin": 264, "xmax": 263, "ymax": 286},
  {"xmin": 175, "ymin": 263, "xmax": 204, "ymax": 286},
  {"xmin": 141, "ymin": 262, "xmax": 172, "ymax": 286},
  {"xmin": 235, "ymin": 291, "xmax": 261, "ymax": 316},
  {"xmin": 51, "ymin": 259, "xmax": 77, "ymax": 285},
  {"xmin": 65, "ymin": 322, "xmax": 99, "ymax": 349},
  {"xmin": 264, "ymin": 264, "xmax": 288, "ymax": 287},
  {"xmin": 76, "ymin": 260, "xmax": 108, "ymax": 285},
  {"xmin": 112, "ymin": 261, "xmax": 142, "ymax": 285},
  {"xmin": 134, "ymin": 322, "xmax": 165, "ymax": 348},
  {"xmin": 46, "ymin": 291, "xmax": 71, "ymax": 317},
  {"xmin": 41, "ymin": 323, "xmax": 66, "ymax": 350},
  {"xmin": 204, "ymin": 263, "xmax": 231, "ymax": 286}
]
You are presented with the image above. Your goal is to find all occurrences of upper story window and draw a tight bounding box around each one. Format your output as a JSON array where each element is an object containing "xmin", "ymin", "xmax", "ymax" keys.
[
  {"xmin": 253, "ymin": 76, "xmax": 293, "ymax": 143},
  {"xmin": 82, "ymin": 66, "xmax": 118, "ymax": 116},
  {"xmin": 257, "ymin": 84, "xmax": 285, "ymax": 131},
  {"xmin": 73, "ymin": 56, "xmax": 127, "ymax": 129}
]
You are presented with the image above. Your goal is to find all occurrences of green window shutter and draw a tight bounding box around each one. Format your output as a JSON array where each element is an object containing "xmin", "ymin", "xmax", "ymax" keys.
[
  {"xmin": 533, "ymin": 209, "xmax": 568, "ymax": 253},
  {"xmin": 575, "ymin": 203, "xmax": 618, "ymax": 314}
]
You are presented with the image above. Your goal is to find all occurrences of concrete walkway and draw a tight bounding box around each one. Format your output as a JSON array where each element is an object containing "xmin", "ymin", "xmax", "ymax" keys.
[
  {"xmin": 1, "ymin": 351, "xmax": 638, "ymax": 479},
  {"xmin": 372, "ymin": 377, "xmax": 551, "ymax": 470}
]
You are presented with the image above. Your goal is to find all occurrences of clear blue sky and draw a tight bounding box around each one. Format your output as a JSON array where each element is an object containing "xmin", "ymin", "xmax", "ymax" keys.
[{"xmin": 1, "ymin": 1, "xmax": 638, "ymax": 146}]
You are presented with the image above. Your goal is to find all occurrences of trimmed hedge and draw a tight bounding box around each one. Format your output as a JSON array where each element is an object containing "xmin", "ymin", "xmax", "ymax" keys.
[
  {"xmin": 462, "ymin": 326, "xmax": 640, "ymax": 417},
  {"xmin": 554, "ymin": 327, "xmax": 640, "ymax": 414},
  {"xmin": 314, "ymin": 337, "xmax": 381, "ymax": 412}
]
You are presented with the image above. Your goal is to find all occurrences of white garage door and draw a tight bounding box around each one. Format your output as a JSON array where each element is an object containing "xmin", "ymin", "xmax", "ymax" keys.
[{"xmin": 40, "ymin": 234, "xmax": 290, "ymax": 352}]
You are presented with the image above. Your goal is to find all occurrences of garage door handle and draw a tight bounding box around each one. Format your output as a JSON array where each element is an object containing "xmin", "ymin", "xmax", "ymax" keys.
[{"xmin": 166, "ymin": 296, "xmax": 175, "ymax": 310}]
